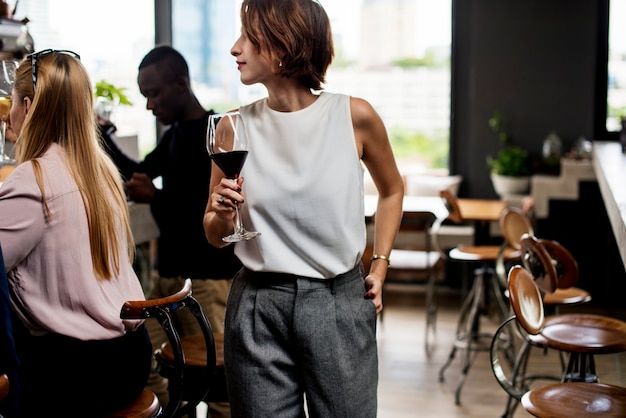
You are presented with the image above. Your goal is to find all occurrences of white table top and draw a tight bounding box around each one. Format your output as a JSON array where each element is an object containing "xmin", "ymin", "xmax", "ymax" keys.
[
  {"xmin": 592, "ymin": 141, "xmax": 626, "ymax": 269},
  {"xmin": 364, "ymin": 194, "xmax": 448, "ymax": 220}
]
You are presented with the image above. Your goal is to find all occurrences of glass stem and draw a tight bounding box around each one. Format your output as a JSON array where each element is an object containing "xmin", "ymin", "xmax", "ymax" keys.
[
  {"xmin": 0, "ymin": 120, "xmax": 6, "ymax": 161},
  {"xmin": 233, "ymin": 205, "xmax": 244, "ymax": 234}
]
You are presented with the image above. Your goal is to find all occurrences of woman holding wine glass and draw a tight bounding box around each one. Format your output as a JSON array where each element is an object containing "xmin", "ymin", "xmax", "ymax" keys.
[{"xmin": 203, "ymin": 1, "xmax": 404, "ymax": 417}]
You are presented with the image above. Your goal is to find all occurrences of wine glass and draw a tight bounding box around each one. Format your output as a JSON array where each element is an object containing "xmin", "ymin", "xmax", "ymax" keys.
[
  {"xmin": 207, "ymin": 111, "xmax": 260, "ymax": 242},
  {"xmin": 0, "ymin": 60, "xmax": 17, "ymax": 164}
]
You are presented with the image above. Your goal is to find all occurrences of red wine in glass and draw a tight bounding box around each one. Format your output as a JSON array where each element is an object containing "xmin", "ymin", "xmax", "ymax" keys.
[
  {"xmin": 210, "ymin": 150, "xmax": 248, "ymax": 180},
  {"xmin": 207, "ymin": 112, "xmax": 260, "ymax": 242}
]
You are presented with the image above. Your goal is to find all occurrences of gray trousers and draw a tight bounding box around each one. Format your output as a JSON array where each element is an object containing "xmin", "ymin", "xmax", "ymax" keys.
[{"xmin": 224, "ymin": 266, "xmax": 378, "ymax": 418}]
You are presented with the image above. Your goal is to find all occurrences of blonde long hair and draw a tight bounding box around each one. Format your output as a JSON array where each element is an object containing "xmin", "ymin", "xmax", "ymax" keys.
[{"xmin": 13, "ymin": 52, "xmax": 134, "ymax": 279}]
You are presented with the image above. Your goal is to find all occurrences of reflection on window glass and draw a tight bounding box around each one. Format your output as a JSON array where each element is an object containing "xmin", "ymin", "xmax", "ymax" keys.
[
  {"xmin": 173, "ymin": 0, "xmax": 451, "ymax": 175},
  {"xmin": 14, "ymin": 0, "xmax": 155, "ymax": 157},
  {"xmin": 608, "ymin": 0, "xmax": 626, "ymax": 131}
]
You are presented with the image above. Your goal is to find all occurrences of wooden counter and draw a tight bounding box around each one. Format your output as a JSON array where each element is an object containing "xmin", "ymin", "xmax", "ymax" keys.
[
  {"xmin": 0, "ymin": 164, "xmax": 15, "ymax": 182},
  {"xmin": 592, "ymin": 141, "xmax": 626, "ymax": 269}
]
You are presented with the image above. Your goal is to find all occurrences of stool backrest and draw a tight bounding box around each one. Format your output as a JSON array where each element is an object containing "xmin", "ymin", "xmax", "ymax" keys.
[
  {"xmin": 500, "ymin": 207, "xmax": 533, "ymax": 250},
  {"xmin": 491, "ymin": 265, "xmax": 545, "ymax": 401},
  {"xmin": 439, "ymin": 189, "xmax": 463, "ymax": 224},
  {"xmin": 538, "ymin": 239, "xmax": 579, "ymax": 289},
  {"xmin": 520, "ymin": 234, "xmax": 557, "ymax": 294},
  {"xmin": 496, "ymin": 207, "xmax": 534, "ymax": 286},
  {"xmin": 120, "ymin": 279, "xmax": 215, "ymax": 418},
  {"xmin": 508, "ymin": 265, "xmax": 545, "ymax": 335}
]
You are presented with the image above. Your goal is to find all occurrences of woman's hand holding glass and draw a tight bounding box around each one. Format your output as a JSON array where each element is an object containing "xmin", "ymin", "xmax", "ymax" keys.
[{"xmin": 207, "ymin": 111, "xmax": 260, "ymax": 242}]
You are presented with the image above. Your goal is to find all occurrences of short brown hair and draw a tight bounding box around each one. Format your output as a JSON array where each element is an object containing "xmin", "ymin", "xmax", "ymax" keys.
[{"xmin": 241, "ymin": 0, "xmax": 334, "ymax": 91}]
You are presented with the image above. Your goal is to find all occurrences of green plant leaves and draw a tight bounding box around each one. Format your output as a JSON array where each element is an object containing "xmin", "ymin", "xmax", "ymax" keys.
[
  {"xmin": 486, "ymin": 110, "xmax": 529, "ymax": 176},
  {"xmin": 486, "ymin": 146, "xmax": 529, "ymax": 176},
  {"xmin": 94, "ymin": 80, "xmax": 133, "ymax": 106}
]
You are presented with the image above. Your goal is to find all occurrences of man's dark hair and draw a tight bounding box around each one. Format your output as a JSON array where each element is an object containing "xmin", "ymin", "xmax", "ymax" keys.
[{"xmin": 139, "ymin": 45, "xmax": 190, "ymax": 83}]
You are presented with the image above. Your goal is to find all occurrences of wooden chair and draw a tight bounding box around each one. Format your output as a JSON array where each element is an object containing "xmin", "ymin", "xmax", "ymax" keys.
[
  {"xmin": 120, "ymin": 278, "xmax": 224, "ymax": 418},
  {"xmin": 435, "ymin": 189, "xmax": 518, "ymax": 405},
  {"xmin": 491, "ymin": 263, "xmax": 626, "ymax": 418}
]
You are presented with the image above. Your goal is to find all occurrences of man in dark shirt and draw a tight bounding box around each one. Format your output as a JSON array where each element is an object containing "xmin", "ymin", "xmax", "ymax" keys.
[{"xmin": 101, "ymin": 45, "xmax": 240, "ymax": 418}]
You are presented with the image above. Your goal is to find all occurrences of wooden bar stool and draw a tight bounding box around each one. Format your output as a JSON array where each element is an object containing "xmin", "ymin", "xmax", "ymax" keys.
[
  {"xmin": 518, "ymin": 235, "xmax": 624, "ymax": 383},
  {"xmin": 491, "ymin": 255, "xmax": 626, "ymax": 418},
  {"xmin": 496, "ymin": 207, "xmax": 591, "ymax": 315},
  {"xmin": 121, "ymin": 279, "xmax": 224, "ymax": 418},
  {"xmin": 436, "ymin": 190, "xmax": 518, "ymax": 405}
]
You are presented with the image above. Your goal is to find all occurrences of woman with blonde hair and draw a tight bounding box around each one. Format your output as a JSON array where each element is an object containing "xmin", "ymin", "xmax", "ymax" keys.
[{"xmin": 0, "ymin": 50, "xmax": 151, "ymax": 417}]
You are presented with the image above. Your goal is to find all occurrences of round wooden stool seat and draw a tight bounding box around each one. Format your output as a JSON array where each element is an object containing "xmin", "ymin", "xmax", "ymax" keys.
[
  {"xmin": 449, "ymin": 245, "xmax": 518, "ymax": 262},
  {"xmin": 543, "ymin": 286, "xmax": 591, "ymax": 306},
  {"xmin": 529, "ymin": 313, "xmax": 626, "ymax": 354},
  {"xmin": 105, "ymin": 388, "xmax": 161, "ymax": 418},
  {"xmin": 521, "ymin": 382, "xmax": 626, "ymax": 417}
]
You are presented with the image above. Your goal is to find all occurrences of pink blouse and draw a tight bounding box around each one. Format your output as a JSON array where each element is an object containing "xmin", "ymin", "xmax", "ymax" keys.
[{"xmin": 0, "ymin": 143, "xmax": 145, "ymax": 340}]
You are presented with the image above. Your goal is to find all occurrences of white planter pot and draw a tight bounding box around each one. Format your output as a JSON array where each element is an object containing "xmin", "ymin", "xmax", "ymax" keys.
[{"xmin": 490, "ymin": 173, "xmax": 530, "ymax": 197}]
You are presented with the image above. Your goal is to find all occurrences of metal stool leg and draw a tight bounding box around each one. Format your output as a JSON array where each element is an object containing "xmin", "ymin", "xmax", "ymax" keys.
[
  {"xmin": 441, "ymin": 263, "xmax": 511, "ymax": 405},
  {"xmin": 564, "ymin": 353, "xmax": 598, "ymax": 382},
  {"xmin": 425, "ymin": 259, "xmax": 438, "ymax": 356},
  {"xmin": 439, "ymin": 266, "xmax": 480, "ymax": 383}
]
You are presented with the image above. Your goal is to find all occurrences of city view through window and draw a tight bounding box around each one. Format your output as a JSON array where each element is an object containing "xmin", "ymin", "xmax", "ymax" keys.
[
  {"xmin": 608, "ymin": 0, "xmax": 626, "ymax": 131},
  {"xmin": 17, "ymin": 0, "xmax": 156, "ymax": 156},
  {"xmin": 19, "ymin": 0, "xmax": 451, "ymax": 175},
  {"xmin": 174, "ymin": 0, "xmax": 452, "ymax": 175},
  {"xmin": 10, "ymin": 1, "xmax": 626, "ymax": 173}
]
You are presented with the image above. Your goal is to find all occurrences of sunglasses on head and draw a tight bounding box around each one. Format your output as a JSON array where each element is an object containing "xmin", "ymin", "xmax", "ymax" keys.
[{"xmin": 26, "ymin": 49, "xmax": 81, "ymax": 92}]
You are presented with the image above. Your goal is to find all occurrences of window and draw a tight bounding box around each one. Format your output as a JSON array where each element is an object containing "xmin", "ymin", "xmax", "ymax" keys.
[
  {"xmin": 172, "ymin": 0, "xmax": 452, "ymax": 175},
  {"xmin": 608, "ymin": 0, "xmax": 626, "ymax": 132},
  {"xmin": 14, "ymin": 0, "xmax": 155, "ymax": 156}
]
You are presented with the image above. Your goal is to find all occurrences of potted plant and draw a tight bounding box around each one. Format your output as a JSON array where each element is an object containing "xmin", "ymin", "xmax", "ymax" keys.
[
  {"xmin": 94, "ymin": 79, "xmax": 133, "ymax": 121},
  {"xmin": 486, "ymin": 110, "xmax": 530, "ymax": 196}
]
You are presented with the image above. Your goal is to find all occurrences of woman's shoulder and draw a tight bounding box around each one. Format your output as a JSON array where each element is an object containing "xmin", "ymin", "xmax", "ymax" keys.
[
  {"xmin": 239, "ymin": 97, "xmax": 266, "ymax": 113},
  {"xmin": 1, "ymin": 145, "xmax": 71, "ymax": 197},
  {"xmin": 0, "ymin": 161, "xmax": 39, "ymax": 199},
  {"xmin": 347, "ymin": 96, "xmax": 378, "ymax": 128}
]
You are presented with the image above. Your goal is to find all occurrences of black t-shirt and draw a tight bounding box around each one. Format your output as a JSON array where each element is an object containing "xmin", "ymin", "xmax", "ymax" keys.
[{"xmin": 101, "ymin": 112, "xmax": 242, "ymax": 279}]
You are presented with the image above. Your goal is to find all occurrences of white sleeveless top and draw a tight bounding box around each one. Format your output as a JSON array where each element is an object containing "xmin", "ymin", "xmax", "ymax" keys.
[{"xmin": 236, "ymin": 92, "xmax": 366, "ymax": 279}]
